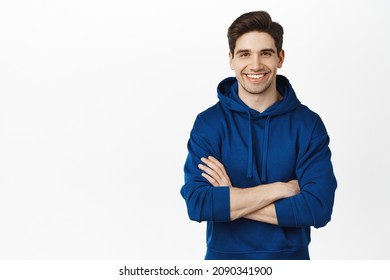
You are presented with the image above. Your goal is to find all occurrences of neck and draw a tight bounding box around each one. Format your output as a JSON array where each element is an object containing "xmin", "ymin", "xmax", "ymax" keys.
[{"xmin": 238, "ymin": 85, "xmax": 282, "ymax": 113}]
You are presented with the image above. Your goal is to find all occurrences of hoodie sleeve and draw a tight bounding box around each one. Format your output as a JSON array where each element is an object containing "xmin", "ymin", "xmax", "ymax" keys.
[
  {"xmin": 275, "ymin": 117, "xmax": 337, "ymax": 228},
  {"xmin": 180, "ymin": 114, "xmax": 231, "ymax": 223}
]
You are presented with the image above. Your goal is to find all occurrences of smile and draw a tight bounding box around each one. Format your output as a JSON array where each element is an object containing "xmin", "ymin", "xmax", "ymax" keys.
[
  {"xmin": 245, "ymin": 73, "xmax": 269, "ymax": 82},
  {"xmin": 246, "ymin": 74, "xmax": 265, "ymax": 79}
]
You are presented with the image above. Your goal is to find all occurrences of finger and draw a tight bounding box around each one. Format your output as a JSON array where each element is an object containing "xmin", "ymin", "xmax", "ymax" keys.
[
  {"xmin": 198, "ymin": 163, "xmax": 223, "ymax": 183},
  {"xmin": 201, "ymin": 172, "xmax": 219, "ymax": 187},
  {"xmin": 199, "ymin": 163, "xmax": 232, "ymax": 188},
  {"xmin": 200, "ymin": 157, "xmax": 233, "ymax": 187},
  {"xmin": 200, "ymin": 157, "xmax": 232, "ymax": 187},
  {"xmin": 201, "ymin": 157, "xmax": 224, "ymax": 175},
  {"xmin": 207, "ymin": 156, "xmax": 230, "ymax": 178},
  {"xmin": 207, "ymin": 156, "xmax": 224, "ymax": 168}
]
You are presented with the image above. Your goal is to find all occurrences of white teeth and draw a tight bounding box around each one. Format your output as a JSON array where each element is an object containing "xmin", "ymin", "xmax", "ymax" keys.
[{"xmin": 247, "ymin": 74, "xmax": 265, "ymax": 79}]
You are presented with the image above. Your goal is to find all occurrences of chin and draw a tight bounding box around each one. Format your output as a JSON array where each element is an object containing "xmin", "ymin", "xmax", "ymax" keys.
[{"xmin": 246, "ymin": 82, "xmax": 273, "ymax": 95}]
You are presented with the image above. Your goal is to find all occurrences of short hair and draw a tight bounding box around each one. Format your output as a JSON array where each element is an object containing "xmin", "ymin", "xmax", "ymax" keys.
[{"xmin": 227, "ymin": 11, "xmax": 284, "ymax": 57}]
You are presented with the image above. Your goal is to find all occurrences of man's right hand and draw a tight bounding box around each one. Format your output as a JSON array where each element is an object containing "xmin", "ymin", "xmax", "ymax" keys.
[{"xmin": 282, "ymin": 179, "xmax": 300, "ymax": 198}]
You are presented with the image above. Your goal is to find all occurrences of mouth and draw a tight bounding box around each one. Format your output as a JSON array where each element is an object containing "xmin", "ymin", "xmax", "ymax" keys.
[{"xmin": 245, "ymin": 73, "xmax": 268, "ymax": 82}]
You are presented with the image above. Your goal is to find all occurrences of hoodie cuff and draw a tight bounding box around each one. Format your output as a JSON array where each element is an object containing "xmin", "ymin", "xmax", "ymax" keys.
[
  {"xmin": 212, "ymin": 186, "xmax": 231, "ymax": 222},
  {"xmin": 275, "ymin": 198, "xmax": 297, "ymax": 227}
]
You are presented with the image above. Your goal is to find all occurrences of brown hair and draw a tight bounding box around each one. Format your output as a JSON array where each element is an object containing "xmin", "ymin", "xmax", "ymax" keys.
[{"xmin": 227, "ymin": 11, "xmax": 284, "ymax": 57}]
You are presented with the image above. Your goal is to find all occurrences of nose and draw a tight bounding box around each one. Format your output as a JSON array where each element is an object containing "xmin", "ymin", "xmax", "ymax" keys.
[{"xmin": 249, "ymin": 54, "xmax": 263, "ymax": 71}]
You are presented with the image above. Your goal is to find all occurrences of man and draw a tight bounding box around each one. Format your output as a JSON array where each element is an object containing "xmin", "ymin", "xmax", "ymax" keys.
[{"xmin": 180, "ymin": 11, "xmax": 337, "ymax": 260}]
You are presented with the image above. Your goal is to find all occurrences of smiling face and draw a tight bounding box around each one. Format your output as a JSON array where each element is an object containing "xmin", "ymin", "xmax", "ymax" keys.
[{"xmin": 229, "ymin": 31, "xmax": 284, "ymax": 98}]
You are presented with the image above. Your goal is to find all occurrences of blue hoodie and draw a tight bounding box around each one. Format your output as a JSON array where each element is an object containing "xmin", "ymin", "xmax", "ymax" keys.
[{"xmin": 181, "ymin": 75, "xmax": 337, "ymax": 260}]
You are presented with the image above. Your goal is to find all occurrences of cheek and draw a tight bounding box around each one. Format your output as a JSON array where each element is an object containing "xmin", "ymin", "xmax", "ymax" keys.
[
  {"xmin": 231, "ymin": 61, "xmax": 246, "ymax": 72},
  {"xmin": 265, "ymin": 60, "xmax": 281, "ymax": 71}
]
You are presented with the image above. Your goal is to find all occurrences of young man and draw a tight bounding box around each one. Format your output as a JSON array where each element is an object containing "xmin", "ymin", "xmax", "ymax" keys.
[{"xmin": 180, "ymin": 11, "xmax": 337, "ymax": 260}]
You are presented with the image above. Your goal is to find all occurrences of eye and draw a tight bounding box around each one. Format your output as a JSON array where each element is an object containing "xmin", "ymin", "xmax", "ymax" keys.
[
  {"xmin": 262, "ymin": 52, "xmax": 273, "ymax": 57},
  {"xmin": 239, "ymin": 52, "xmax": 250, "ymax": 57}
]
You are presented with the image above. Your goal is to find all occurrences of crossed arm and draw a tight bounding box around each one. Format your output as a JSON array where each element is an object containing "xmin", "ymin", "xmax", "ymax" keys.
[{"xmin": 198, "ymin": 156, "xmax": 300, "ymax": 225}]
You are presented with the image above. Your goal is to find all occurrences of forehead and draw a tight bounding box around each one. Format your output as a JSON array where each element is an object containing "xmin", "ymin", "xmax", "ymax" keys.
[{"xmin": 234, "ymin": 31, "xmax": 277, "ymax": 52}]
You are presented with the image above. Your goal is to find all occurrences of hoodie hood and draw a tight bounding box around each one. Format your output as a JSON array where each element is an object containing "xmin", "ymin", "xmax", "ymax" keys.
[
  {"xmin": 217, "ymin": 75, "xmax": 301, "ymax": 179},
  {"xmin": 217, "ymin": 74, "xmax": 301, "ymax": 117}
]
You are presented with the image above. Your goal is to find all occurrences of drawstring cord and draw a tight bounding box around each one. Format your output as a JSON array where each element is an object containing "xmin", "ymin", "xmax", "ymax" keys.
[
  {"xmin": 245, "ymin": 113, "xmax": 271, "ymax": 183},
  {"xmin": 246, "ymin": 111, "xmax": 253, "ymax": 178},
  {"xmin": 261, "ymin": 116, "xmax": 271, "ymax": 182}
]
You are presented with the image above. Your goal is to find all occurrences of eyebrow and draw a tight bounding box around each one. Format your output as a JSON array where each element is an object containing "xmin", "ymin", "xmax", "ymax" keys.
[
  {"xmin": 260, "ymin": 48, "xmax": 276, "ymax": 53},
  {"xmin": 235, "ymin": 48, "xmax": 276, "ymax": 55}
]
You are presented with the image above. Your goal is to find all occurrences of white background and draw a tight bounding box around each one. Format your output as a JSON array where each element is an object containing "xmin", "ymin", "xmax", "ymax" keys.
[{"xmin": 0, "ymin": 0, "xmax": 389, "ymax": 260}]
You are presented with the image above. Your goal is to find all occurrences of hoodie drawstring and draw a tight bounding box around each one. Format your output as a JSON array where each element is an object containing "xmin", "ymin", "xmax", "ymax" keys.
[
  {"xmin": 246, "ymin": 114, "xmax": 271, "ymax": 183},
  {"xmin": 246, "ymin": 111, "xmax": 253, "ymax": 178},
  {"xmin": 261, "ymin": 116, "xmax": 271, "ymax": 182}
]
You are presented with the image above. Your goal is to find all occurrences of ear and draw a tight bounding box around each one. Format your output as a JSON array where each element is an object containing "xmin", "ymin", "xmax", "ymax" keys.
[
  {"xmin": 229, "ymin": 51, "xmax": 234, "ymax": 70},
  {"xmin": 277, "ymin": 49, "xmax": 285, "ymax": 68}
]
